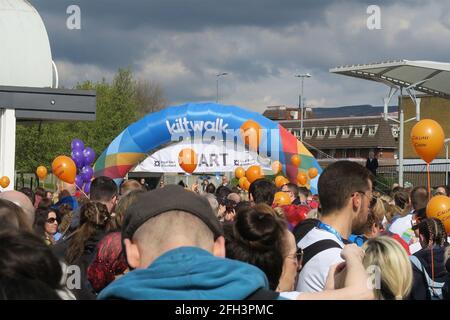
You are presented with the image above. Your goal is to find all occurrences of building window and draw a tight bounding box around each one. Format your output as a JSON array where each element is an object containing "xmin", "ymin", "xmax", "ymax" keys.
[
  {"xmin": 329, "ymin": 127, "xmax": 339, "ymax": 137},
  {"xmin": 317, "ymin": 127, "xmax": 327, "ymax": 138},
  {"xmin": 341, "ymin": 126, "xmax": 352, "ymax": 137},
  {"xmin": 354, "ymin": 149, "xmax": 360, "ymax": 158},
  {"xmin": 368, "ymin": 125, "xmax": 378, "ymax": 136},
  {"xmin": 354, "ymin": 126, "xmax": 365, "ymax": 137},
  {"xmin": 304, "ymin": 129, "xmax": 312, "ymax": 138},
  {"xmin": 305, "ymin": 128, "xmax": 316, "ymax": 138}
]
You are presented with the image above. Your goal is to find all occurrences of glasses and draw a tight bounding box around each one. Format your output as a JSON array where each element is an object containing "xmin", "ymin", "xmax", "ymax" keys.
[
  {"xmin": 286, "ymin": 248, "xmax": 304, "ymax": 271},
  {"xmin": 46, "ymin": 217, "xmax": 58, "ymax": 224},
  {"xmin": 354, "ymin": 190, "xmax": 374, "ymax": 206}
]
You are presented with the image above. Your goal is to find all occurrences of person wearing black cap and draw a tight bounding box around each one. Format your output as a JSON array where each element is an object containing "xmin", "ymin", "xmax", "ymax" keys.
[{"xmin": 97, "ymin": 185, "xmax": 274, "ymax": 300}]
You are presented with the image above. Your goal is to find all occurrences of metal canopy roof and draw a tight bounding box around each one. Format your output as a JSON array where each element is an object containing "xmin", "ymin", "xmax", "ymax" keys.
[
  {"xmin": 330, "ymin": 60, "xmax": 450, "ymax": 99},
  {"xmin": 0, "ymin": 85, "xmax": 96, "ymax": 121}
]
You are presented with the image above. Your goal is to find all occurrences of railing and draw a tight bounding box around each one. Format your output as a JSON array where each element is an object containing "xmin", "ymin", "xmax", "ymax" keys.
[
  {"xmin": 15, "ymin": 173, "xmax": 58, "ymax": 191},
  {"xmin": 377, "ymin": 162, "xmax": 450, "ymax": 190},
  {"xmin": 302, "ymin": 141, "xmax": 392, "ymax": 194}
]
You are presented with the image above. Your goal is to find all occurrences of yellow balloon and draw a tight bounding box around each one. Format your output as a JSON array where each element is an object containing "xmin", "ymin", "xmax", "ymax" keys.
[
  {"xmin": 411, "ymin": 119, "xmax": 444, "ymax": 163},
  {"xmin": 308, "ymin": 167, "xmax": 318, "ymax": 179},
  {"xmin": 273, "ymin": 191, "xmax": 292, "ymax": 206},
  {"xmin": 426, "ymin": 195, "xmax": 450, "ymax": 234},
  {"xmin": 0, "ymin": 176, "xmax": 10, "ymax": 188},
  {"xmin": 271, "ymin": 161, "xmax": 282, "ymax": 175},
  {"xmin": 36, "ymin": 166, "xmax": 48, "ymax": 180},
  {"xmin": 235, "ymin": 167, "xmax": 245, "ymax": 179},
  {"xmin": 52, "ymin": 156, "xmax": 76, "ymax": 184}
]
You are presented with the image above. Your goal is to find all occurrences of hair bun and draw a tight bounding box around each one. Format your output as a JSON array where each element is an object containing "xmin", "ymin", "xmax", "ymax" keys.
[{"xmin": 234, "ymin": 207, "xmax": 280, "ymax": 247}]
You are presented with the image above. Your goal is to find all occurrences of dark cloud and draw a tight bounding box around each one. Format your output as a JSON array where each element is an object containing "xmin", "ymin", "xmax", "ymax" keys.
[{"xmin": 27, "ymin": 0, "xmax": 450, "ymax": 110}]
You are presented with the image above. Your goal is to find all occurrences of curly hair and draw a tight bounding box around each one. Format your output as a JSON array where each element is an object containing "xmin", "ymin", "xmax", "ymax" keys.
[{"xmin": 65, "ymin": 202, "xmax": 110, "ymax": 264}]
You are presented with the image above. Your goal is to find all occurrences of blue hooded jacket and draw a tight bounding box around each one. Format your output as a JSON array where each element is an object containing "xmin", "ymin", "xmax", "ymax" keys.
[{"xmin": 97, "ymin": 246, "xmax": 271, "ymax": 300}]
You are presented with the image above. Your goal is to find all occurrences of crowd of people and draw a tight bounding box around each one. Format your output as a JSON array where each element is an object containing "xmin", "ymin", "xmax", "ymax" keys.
[{"xmin": 0, "ymin": 160, "xmax": 449, "ymax": 300}]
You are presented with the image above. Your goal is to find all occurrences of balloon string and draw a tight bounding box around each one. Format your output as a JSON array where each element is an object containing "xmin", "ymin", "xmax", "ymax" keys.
[
  {"xmin": 431, "ymin": 246, "xmax": 435, "ymax": 283},
  {"xmin": 75, "ymin": 184, "xmax": 89, "ymax": 198},
  {"xmin": 427, "ymin": 163, "xmax": 431, "ymax": 200}
]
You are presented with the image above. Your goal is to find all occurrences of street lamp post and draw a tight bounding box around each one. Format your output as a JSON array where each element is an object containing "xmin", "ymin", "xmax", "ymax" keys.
[
  {"xmin": 295, "ymin": 73, "xmax": 311, "ymax": 141},
  {"xmin": 216, "ymin": 72, "xmax": 228, "ymax": 103}
]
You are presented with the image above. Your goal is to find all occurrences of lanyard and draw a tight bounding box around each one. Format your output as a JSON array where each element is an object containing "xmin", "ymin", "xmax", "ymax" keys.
[{"xmin": 317, "ymin": 222, "xmax": 345, "ymax": 243}]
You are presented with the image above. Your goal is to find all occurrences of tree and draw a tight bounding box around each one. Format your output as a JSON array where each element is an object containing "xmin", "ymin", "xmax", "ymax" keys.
[
  {"xmin": 15, "ymin": 68, "xmax": 163, "ymax": 173},
  {"xmin": 134, "ymin": 78, "xmax": 167, "ymax": 117}
]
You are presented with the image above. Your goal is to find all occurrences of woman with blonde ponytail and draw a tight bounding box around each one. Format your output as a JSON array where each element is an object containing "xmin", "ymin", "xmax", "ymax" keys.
[{"xmin": 362, "ymin": 236, "xmax": 413, "ymax": 300}]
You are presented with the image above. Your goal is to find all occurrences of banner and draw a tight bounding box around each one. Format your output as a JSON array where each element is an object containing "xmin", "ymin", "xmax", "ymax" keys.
[{"xmin": 132, "ymin": 141, "xmax": 272, "ymax": 173}]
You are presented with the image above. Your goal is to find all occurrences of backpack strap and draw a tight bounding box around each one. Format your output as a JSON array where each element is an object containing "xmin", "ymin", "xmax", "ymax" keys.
[
  {"xmin": 293, "ymin": 218, "xmax": 321, "ymax": 244},
  {"xmin": 302, "ymin": 239, "xmax": 342, "ymax": 267},
  {"xmin": 246, "ymin": 288, "xmax": 280, "ymax": 300},
  {"xmin": 410, "ymin": 255, "xmax": 445, "ymax": 299}
]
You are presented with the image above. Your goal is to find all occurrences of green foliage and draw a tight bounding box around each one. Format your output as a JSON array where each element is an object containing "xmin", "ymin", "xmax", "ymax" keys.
[{"xmin": 15, "ymin": 69, "xmax": 164, "ymax": 172}]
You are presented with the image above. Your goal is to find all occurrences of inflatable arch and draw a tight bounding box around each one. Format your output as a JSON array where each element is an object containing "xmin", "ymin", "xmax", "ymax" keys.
[{"xmin": 94, "ymin": 102, "xmax": 322, "ymax": 193}]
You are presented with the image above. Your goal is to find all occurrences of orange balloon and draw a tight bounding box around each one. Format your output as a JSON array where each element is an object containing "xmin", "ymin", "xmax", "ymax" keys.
[
  {"xmin": 273, "ymin": 191, "xmax": 292, "ymax": 206},
  {"xmin": 308, "ymin": 167, "xmax": 318, "ymax": 179},
  {"xmin": 297, "ymin": 172, "xmax": 308, "ymax": 186},
  {"xmin": 291, "ymin": 155, "xmax": 301, "ymax": 167},
  {"xmin": 275, "ymin": 175, "xmax": 289, "ymax": 188},
  {"xmin": 411, "ymin": 119, "xmax": 445, "ymax": 163},
  {"xmin": 239, "ymin": 176, "xmax": 248, "ymax": 189},
  {"xmin": 246, "ymin": 165, "xmax": 263, "ymax": 183},
  {"xmin": 271, "ymin": 161, "xmax": 282, "ymax": 175},
  {"xmin": 235, "ymin": 167, "xmax": 245, "ymax": 179},
  {"xmin": 52, "ymin": 156, "xmax": 76, "ymax": 184},
  {"xmin": 243, "ymin": 180, "xmax": 251, "ymax": 191},
  {"xmin": 240, "ymin": 120, "xmax": 262, "ymax": 151},
  {"xmin": 426, "ymin": 195, "xmax": 450, "ymax": 233},
  {"xmin": 178, "ymin": 148, "xmax": 198, "ymax": 174},
  {"xmin": 36, "ymin": 166, "xmax": 48, "ymax": 180},
  {"xmin": 0, "ymin": 176, "xmax": 10, "ymax": 188}
]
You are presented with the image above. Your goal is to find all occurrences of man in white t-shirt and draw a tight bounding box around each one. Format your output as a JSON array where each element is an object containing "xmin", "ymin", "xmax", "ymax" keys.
[{"xmin": 296, "ymin": 161, "xmax": 373, "ymax": 293}]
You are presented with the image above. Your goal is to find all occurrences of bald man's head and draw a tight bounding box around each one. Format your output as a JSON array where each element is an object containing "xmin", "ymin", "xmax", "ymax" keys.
[{"xmin": 0, "ymin": 191, "xmax": 35, "ymax": 227}]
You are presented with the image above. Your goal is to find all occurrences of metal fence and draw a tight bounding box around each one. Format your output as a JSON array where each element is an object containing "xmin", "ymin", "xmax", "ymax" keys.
[
  {"xmin": 15, "ymin": 172, "xmax": 59, "ymax": 191},
  {"xmin": 377, "ymin": 162, "xmax": 450, "ymax": 191}
]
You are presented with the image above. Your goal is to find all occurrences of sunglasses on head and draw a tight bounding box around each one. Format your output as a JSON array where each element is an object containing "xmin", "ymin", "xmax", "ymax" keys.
[{"xmin": 46, "ymin": 217, "xmax": 58, "ymax": 224}]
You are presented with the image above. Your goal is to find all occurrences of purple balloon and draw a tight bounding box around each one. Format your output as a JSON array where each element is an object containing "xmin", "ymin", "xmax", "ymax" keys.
[
  {"xmin": 83, "ymin": 147, "xmax": 96, "ymax": 165},
  {"xmin": 83, "ymin": 181, "xmax": 91, "ymax": 194},
  {"xmin": 71, "ymin": 139, "xmax": 85, "ymax": 151},
  {"xmin": 80, "ymin": 165, "xmax": 93, "ymax": 183},
  {"xmin": 71, "ymin": 150, "xmax": 85, "ymax": 169},
  {"xmin": 75, "ymin": 174, "xmax": 84, "ymax": 189}
]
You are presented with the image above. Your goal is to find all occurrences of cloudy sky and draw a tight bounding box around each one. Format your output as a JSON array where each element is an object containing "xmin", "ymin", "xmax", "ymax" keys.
[{"xmin": 31, "ymin": 0, "xmax": 450, "ymax": 112}]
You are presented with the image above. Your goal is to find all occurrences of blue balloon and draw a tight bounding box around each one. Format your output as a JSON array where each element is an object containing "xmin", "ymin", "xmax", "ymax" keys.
[
  {"xmin": 81, "ymin": 165, "xmax": 93, "ymax": 183},
  {"xmin": 83, "ymin": 147, "xmax": 96, "ymax": 165},
  {"xmin": 83, "ymin": 181, "xmax": 91, "ymax": 194},
  {"xmin": 71, "ymin": 150, "xmax": 84, "ymax": 169},
  {"xmin": 75, "ymin": 174, "xmax": 84, "ymax": 189},
  {"xmin": 71, "ymin": 139, "xmax": 85, "ymax": 151}
]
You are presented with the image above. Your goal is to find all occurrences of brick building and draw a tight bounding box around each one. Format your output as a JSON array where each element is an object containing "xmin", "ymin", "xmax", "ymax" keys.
[{"xmin": 263, "ymin": 105, "xmax": 399, "ymax": 167}]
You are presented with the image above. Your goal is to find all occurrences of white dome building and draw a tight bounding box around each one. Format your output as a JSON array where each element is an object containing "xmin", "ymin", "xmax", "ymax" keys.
[{"xmin": 0, "ymin": 0, "xmax": 56, "ymax": 87}]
